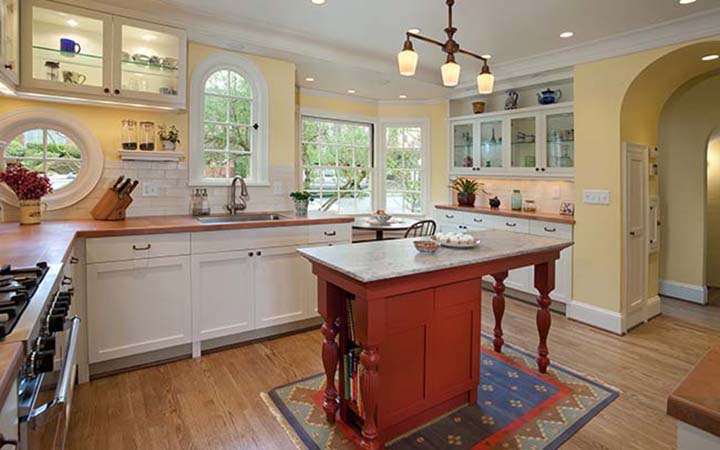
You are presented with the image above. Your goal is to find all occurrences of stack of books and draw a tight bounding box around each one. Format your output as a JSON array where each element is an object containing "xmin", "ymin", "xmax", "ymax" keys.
[{"xmin": 344, "ymin": 296, "xmax": 364, "ymax": 418}]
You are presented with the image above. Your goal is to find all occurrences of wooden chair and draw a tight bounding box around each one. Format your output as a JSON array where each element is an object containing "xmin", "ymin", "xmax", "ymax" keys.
[{"xmin": 404, "ymin": 220, "xmax": 437, "ymax": 238}]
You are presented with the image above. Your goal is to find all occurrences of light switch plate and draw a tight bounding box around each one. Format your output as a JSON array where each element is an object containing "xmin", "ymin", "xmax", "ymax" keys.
[
  {"xmin": 142, "ymin": 181, "xmax": 161, "ymax": 197},
  {"xmin": 583, "ymin": 189, "xmax": 610, "ymax": 205},
  {"xmin": 273, "ymin": 181, "xmax": 283, "ymax": 195},
  {"xmin": 551, "ymin": 186, "xmax": 561, "ymax": 200}
]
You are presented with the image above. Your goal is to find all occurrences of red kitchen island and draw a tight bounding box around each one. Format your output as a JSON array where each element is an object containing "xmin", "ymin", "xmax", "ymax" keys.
[{"xmin": 298, "ymin": 230, "xmax": 573, "ymax": 449}]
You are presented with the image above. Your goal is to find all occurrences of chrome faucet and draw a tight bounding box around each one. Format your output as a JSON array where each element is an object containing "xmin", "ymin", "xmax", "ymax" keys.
[{"xmin": 226, "ymin": 176, "xmax": 249, "ymax": 214}]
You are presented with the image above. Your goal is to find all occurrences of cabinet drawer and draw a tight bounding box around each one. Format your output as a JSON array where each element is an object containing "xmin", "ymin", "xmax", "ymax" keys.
[
  {"xmin": 308, "ymin": 223, "xmax": 352, "ymax": 243},
  {"xmin": 87, "ymin": 233, "xmax": 190, "ymax": 264},
  {"xmin": 529, "ymin": 221, "xmax": 573, "ymax": 240},
  {"xmin": 494, "ymin": 217, "xmax": 529, "ymax": 233},
  {"xmin": 191, "ymin": 226, "xmax": 308, "ymax": 254}
]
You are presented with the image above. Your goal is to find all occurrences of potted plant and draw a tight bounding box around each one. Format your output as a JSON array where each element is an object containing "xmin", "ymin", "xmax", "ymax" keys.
[
  {"xmin": 158, "ymin": 124, "xmax": 180, "ymax": 151},
  {"xmin": 450, "ymin": 178, "xmax": 480, "ymax": 207},
  {"xmin": 289, "ymin": 191, "xmax": 313, "ymax": 217},
  {"xmin": 0, "ymin": 162, "xmax": 53, "ymax": 225}
]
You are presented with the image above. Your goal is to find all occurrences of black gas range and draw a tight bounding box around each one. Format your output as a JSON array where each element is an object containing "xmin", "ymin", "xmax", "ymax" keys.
[{"xmin": 0, "ymin": 263, "xmax": 50, "ymax": 338}]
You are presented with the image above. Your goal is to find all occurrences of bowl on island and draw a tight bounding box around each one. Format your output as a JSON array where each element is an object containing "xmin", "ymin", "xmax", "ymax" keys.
[
  {"xmin": 413, "ymin": 238, "xmax": 439, "ymax": 254},
  {"xmin": 372, "ymin": 209, "xmax": 392, "ymax": 224}
]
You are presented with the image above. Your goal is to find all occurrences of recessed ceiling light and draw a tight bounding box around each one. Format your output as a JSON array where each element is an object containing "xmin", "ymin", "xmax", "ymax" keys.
[
  {"xmin": 560, "ymin": 31, "xmax": 574, "ymax": 39},
  {"xmin": 142, "ymin": 34, "xmax": 157, "ymax": 42},
  {"xmin": 702, "ymin": 54, "xmax": 719, "ymax": 61},
  {"xmin": 408, "ymin": 28, "xmax": 421, "ymax": 34},
  {"xmin": 66, "ymin": 19, "xmax": 79, "ymax": 27},
  {"xmin": 679, "ymin": 0, "xmax": 696, "ymax": 4},
  {"xmin": 347, "ymin": 89, "xmax": 356, "ymax": 94},
  {"xmin": 399, "ymin": 94, "xmax": 407, "ymax": 99},
  {"xmin": 305, "ymin": 77, "xmax": 315, "ymax": 82},
  {"xmin": 481, "ymin": 54, "xmax": 492, "ymax": 59},
  {"xmin": 311, "ymin": 0, "xmax": 326, "ymax": 4}
]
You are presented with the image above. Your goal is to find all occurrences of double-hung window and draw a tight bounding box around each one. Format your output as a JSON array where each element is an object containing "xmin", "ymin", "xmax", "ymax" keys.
[{"xmin": 382, "ymin": 123, "xmax": 427, "ymax": 215}]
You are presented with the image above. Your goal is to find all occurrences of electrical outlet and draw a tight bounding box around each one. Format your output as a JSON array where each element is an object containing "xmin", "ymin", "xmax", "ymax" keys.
[
  {"xmin": 142, "ymin": 181, "xmax": 161, "ymax": 197},
  {"xmin": 273, "ymin": 181, "xmax": 283, "ymax": 195},
  {"xmin": 551, "ymin": 186, "xmax": 561, "ymax": 200},
  {"xmin": 583, "ymin": 189, "xmax": 610, "ymax": 205}
]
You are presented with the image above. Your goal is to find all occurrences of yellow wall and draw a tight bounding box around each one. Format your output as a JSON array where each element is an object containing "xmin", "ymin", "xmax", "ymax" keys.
[
  {"xmin": 297, "ymin": 92, "xmax": 449, "ymax": 205},
  {"xmin": 658, "ymin": 74, "xmax": 720, "ymax": 288},
  {"xmin": 708, "ymin": 131, "xmax": 720, "ymax": 288}
]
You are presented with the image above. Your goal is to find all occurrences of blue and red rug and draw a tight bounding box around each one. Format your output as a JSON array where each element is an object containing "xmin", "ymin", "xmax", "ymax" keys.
[{"xmin": 264, "ymin": 335, "xmax": 619, "ymax": 449}]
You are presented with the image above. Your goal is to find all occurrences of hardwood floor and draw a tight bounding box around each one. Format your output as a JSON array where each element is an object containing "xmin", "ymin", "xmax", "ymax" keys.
[{"xmin": 66, "ymin": 294, "xmax": 720, "ymax": 450}]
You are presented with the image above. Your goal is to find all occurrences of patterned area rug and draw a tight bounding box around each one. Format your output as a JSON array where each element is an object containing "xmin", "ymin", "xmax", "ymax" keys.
[{"xmin": 264, "ymin": 335, "xmax": 619, "ymax": 450}]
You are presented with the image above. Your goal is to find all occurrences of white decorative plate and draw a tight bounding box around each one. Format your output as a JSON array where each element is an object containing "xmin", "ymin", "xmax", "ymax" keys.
[{"xmin": 438, "ymin": 240, "xmax": 481, "ymax": 249}]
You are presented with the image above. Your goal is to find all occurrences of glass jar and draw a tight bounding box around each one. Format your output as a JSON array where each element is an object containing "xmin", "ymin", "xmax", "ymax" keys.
[
  {"xmin": 511, "ymin": 189, "xmax": 523, "ymax": 211},
  {"xmin": 121, "ymin": 119, "xmax": 138, "ymax": 150},
  {"xmin": 139, "ymin": 121, "xmax": 155, "ymax": 151},
  {"xmin": 44, "ymin": 61, "xmax": 60, "ymax": 81},
  {"xmin": 522, "ymin": 200, "xmax": 537, "ymax": 213}
]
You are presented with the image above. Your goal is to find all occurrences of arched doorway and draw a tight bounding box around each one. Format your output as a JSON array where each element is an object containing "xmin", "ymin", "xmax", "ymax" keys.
[{"xmin": 707, "ymin": 129, "xmax": 720, "ymax": 291}]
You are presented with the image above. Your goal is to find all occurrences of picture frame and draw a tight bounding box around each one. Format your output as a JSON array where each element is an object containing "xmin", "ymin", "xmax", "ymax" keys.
[{"xmin": 560, "ymin": 201, "xmax": 575, "ymax": 216}]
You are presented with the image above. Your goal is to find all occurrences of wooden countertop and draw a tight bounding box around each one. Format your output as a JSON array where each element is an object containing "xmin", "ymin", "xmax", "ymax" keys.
[
  {"xmin": 436, "ymin": 205, "xmax": 576, "ymax": 225},
  {"xmin": 0, "ymin": 342, "xmax": 23, "ymax": 406},
  {"xmin": 0, "ymin": 213, "xmax": 354, "ymax": 267},
  {"xmin": 667, "ymin": 344, "xmax": 720, "ymax": 437}
]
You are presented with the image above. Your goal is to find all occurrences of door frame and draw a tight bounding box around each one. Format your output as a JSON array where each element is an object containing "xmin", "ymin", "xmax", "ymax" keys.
[{"xmin": 622, "ymin": 142, "xmax": 650, "ymax": 332}]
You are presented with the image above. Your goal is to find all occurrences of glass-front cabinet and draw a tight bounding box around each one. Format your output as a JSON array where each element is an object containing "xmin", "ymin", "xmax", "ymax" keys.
[
  {"xmin": 0, "ymin": 0, "xmax": 19, "ymax": 85},
  {"xmin": 448, "ymin": 104, "xmax": 574, "ymax": 178},
  {"xmin": 21, "ymin": 0, "xmax": 187, "ymax": 107}
]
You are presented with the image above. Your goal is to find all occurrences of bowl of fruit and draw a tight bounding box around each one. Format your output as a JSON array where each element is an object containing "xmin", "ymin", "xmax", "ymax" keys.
[
  {"xmin": 413, "ymin": 238, "xmax": 440, "ymax": 254},
  {"xmin": 371, "ymin": 209, "xmax": 392, "ymax": 224}
]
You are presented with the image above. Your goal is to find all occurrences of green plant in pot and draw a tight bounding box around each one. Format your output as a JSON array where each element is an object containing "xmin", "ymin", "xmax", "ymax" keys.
[
  {"xmin": 451, "ymin": 178, "xmax": 480, "ymax": 207},
  {"xmin": 289, "ymin": 191, "xmax": 313, "ymax": 217},
  {"xmin": 157, "ymin": 124, "xmax": 180, "ymax": 151}
]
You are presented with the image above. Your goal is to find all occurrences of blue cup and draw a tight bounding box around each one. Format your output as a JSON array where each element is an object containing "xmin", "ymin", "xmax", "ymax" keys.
[{"xmin": 60, "ymin": 38, "xmax": 81, "ymax": 56}]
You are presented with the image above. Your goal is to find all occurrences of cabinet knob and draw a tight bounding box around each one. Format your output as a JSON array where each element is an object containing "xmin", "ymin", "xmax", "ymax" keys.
[
  {"xmin": 70, "ymin": 256, "xmax": 79, "ymax": 264},
  {"xmin": 541, "ymin": 168, "xmax": 546, "ymax": 172},
  {"xmin": 535, "ymin": 168, "xmax": 540, "ymax": 172},
  {"xmin": 506, "ymin": 222, "xmax": 517, "ymax": 227},
  {"xmin": 256, "ymin": 251, "xmax": 262, "ymax": 256},
  {"xmin": 104, "ymin": 88, "xmax": 110, "ymax": 94},
  {"xmin": 114, "ymin": 89, "xmax": 120, "ymax": 95},
  {"xmin": 248, "ymin": 252, "xmax": 254, "ymax": 257},
  {"xmin": 4, "ymin": 63, "xmax": 13, "ymax": 70}
]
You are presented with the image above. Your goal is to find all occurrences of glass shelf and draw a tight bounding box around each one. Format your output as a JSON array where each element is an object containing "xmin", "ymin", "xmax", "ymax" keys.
[
  {"xmin": 33, "ymin": 45, "xmax": 102, "ymax": 69},
  {"xmin": 121, "ymin": 59, "xmax": 179, "ymax": 72}
]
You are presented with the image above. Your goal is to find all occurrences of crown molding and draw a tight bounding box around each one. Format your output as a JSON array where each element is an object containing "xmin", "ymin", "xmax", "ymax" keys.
[
  {"xmin": 299, "ymin": 87, "xmax": 448, "ymax": 106},
  {"xmin": 449, "ymin": 68, "xmax": 574, "ymax": 100}
]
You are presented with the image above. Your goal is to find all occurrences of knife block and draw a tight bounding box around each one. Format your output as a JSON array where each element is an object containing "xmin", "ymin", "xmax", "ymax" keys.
[{"xmin": 91, "ymin": 186, "xmax": 135, "ymax": 221}]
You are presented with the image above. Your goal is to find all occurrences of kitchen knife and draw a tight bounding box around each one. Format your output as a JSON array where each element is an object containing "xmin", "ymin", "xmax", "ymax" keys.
[
  {"xmin": 112, "ymin": 176, "xmax": 125, "ymax": 191},
  {"xmin": 116, "ymin": 178, "xmax": 132, "ymax": 196},
  {"xmin": 124, "ymin": 180, "xmax": 140, "ymax": 196}
]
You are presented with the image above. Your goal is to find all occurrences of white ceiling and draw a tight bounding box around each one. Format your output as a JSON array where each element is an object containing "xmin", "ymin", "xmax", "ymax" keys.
[{"xmin": 74, "ymin": 0, "xmax": 720, "ymax": 100}]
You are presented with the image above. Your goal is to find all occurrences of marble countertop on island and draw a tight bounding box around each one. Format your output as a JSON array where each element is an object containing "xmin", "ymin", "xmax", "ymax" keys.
[{"xmin": 297, "ymin": 229, "xmax": 573, "ymax": 283}]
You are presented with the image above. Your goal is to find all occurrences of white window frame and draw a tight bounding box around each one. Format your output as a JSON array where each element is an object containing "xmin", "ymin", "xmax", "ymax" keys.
[
  {"xmin": 297, "ymin": 109, "xmax": 431, "ymax": 216},
  {"xmin": 189, "ymin": 52, "xmax": 269, "ymax": 186},
  {"xmin": 379, "ymin": 119, "xmax": 431, "ymax": 216},
  {"xmin": 0, "ymin": 107, "xmax": 104, "ymax": 210}
]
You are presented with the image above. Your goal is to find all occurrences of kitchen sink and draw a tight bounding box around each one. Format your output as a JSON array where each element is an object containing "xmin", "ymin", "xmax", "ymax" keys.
[{"xmin": 196, "ymin": 214, "xmax": 289, "ymax": 224}]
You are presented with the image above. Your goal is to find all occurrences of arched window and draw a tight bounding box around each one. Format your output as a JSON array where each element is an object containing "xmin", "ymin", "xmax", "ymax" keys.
[
  {"xmin": 0, "ymin": 108, "xmax": 103, "ymax": 210},
  {"xmin": 190, "ymin": 53, "xmax": 269, "ymax": 185}
]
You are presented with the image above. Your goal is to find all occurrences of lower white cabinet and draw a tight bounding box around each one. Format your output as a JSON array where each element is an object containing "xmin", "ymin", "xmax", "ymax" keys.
[
  {"xmin": 86, "ymin": 256, "xmax": 192, "ymax": 363},
  {"xmin": 192, "ymin": 251, "xmax": 254, "ymax": 342},
  {"xmin": 254, "ymin": 246, "xmax": 309, "ymax": 329}
]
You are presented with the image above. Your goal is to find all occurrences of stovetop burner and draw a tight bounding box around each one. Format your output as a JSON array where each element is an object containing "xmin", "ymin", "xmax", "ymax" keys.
[{"xmin": 0, "ymin": 263, "xmax": 48, "ymax": 339}]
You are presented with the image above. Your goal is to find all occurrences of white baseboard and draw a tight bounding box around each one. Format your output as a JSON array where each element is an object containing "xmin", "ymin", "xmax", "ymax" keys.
[
  {"xmin": 566, "ymin": 300, "xmax": 624, "ymax": 335},
  {"xmin": 659, "ymin": 280, "xmax": 708, "ymax": 305},
  {"xmin": 646, "ymin": 295, "xmax": 662, "ymax": 319}
]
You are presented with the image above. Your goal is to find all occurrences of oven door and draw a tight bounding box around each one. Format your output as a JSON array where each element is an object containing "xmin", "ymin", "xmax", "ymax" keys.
[{"xmin": 22, "ymin": 316, "xmax": 80, "ymax": 450}]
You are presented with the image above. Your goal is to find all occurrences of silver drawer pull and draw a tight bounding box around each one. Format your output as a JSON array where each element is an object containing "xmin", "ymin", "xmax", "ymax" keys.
[
  {"xmin": 473, "ymin": 218, "xmax": 483, "ymax": 223},
  {"xmin": 324, "ymin": 231, "xmax": 337, "ymax": 236},
  {"xmin": 544, "ymin": 227, "xmax": 557, "ymax": 233},
  {"xmin": 506, "ymin": 222, "xmax": 517, "ymax": 227},
  {"xmin": 445, "ymin": 214, "xmax": 455, "ymax": 219},
  {"xmin": 132, "ymin": 244, "xmax": 152, "ymax": 251}
]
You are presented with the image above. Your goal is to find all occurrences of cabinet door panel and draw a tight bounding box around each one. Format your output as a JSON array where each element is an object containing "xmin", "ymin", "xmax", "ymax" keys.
[
  {"xmin": 87, "ymin": 256, "xmax": 191, "ymax": 363},
  {"xmin": 193, "ymin": 251, "xmax": 254, "ymax": 341},
  {"xmin": 255, "ymin": 247, "xmax": 308, "ymax": 328}
]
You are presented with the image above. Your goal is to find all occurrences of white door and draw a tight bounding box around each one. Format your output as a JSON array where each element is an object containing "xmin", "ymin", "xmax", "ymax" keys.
[
  {"xmin": 254, "ymin": 245, "xmax": 308, "ymax": 329},
  {"xmin": 86, "ymin": 256, "xmax": 192, "ymax": 363},
  {"xmin": 192, "ymin": 251, "xmax": 254, "ymax": 342},
  {"xmin": 624, "ymin": 143, "xmax": 649, "ymax": 330}
]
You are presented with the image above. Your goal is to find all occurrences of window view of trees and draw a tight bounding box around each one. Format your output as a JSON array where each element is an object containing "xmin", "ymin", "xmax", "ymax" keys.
[
  {"xmin": 384, "ymin": 126, "xmax": 423, "ymax": 214},
  {"xmin": 203, "ymin": 69, "xmax": 253, "ymax": 179},
  {"xmin": 301, "ymin": 117, "xmax": 372, "ymax": 213},
  {"xmin": 4, "ymin": 128, "xmax": 82, "ymax": 190}
]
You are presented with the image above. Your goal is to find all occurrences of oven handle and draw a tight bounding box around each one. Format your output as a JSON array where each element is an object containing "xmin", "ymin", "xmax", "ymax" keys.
[{"xmin": 25, "ymin": 316, "xmax": 81, "ymax": 425}]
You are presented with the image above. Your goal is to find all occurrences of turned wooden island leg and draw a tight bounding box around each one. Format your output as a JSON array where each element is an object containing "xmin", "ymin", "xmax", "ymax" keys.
[
  {"xmin": 318, "ymin": 280, "xmax": 342, "ymax": 423},
  {"xmin": 491, "ymin": 272, "xmax": 508, "ymax": 353},
  {"xmin": 534, "ymin": 262, "xmax": 555, "ymax": 374},
  {"xmin": 360, "ymin": 345, "xmax": 381, "ymax": 450}
]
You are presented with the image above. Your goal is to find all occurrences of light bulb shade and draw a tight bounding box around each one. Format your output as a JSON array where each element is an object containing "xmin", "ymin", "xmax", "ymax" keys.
[
  {"xmin": 477, "ymin": 72, "xmax": 494, "ymax": 94},
  {"xmin": 398, "ymin": 49, "xmax": 418, "ymax": 76},
  {"xmin": 441, "ymin": 61, "xmax": 461, "ymax": 87}
]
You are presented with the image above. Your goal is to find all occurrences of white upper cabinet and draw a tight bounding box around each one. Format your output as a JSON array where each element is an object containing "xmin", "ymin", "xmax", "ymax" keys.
[
  {"xmin": 449, "ymin": 104, "xmax": 574, "ymax": 179},
  {"xmin": 20, "ymin": 0, "xmax": 186, "ymax": 108},
  {"xmin": 0, "ymin": 0, "xmax": 20, "ymax": 86}
]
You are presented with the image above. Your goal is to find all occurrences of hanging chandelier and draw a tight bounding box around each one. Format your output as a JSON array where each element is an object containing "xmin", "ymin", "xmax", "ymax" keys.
[{"xmin": 397, "ymin": 0, "xmax": 495, "ymax": 94}]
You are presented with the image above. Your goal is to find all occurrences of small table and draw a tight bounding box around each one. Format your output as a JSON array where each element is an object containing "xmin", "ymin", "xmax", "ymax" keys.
[{"xmin": 353, "ymin": 218, "xmax": 414, "ymax": 241}]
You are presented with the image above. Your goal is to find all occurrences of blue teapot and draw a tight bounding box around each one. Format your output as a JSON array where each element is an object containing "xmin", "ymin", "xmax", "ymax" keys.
[{"xmin": 537, "ymin": 88, "xmax": 562, "ymax": 105}]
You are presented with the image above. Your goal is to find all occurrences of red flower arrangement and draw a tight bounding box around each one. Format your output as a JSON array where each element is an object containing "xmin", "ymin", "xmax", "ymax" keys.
[{"xmin": 0, "ymin": 162, "xmax": 53, "ymax": 200}]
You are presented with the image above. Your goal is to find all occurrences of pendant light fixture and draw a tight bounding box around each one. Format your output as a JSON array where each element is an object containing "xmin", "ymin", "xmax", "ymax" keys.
[{"xmin": 397, "ymin": 0, "xmax": 494, "ymax": 94}]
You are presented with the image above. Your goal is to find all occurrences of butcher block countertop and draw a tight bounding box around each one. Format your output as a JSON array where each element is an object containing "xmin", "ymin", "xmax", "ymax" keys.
[
  {"xmin": 436, "ymin": 205, "xmax": 576, "ymax": 225},
  {"xmin": 667, "ymin": 344, "xmax": 720, "ymax": 437},
  {"xmin": 298, "ymin": 229, "xmax": 573, "ymax": 283},
  {"xmin": 0, "ymin": 213, "xmax": 354, "ymax": 267},
  {"xmin": 0, "ymin": 342, "xmax": 22, "ymax": 405}
]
